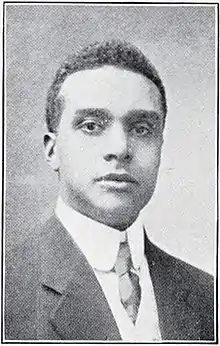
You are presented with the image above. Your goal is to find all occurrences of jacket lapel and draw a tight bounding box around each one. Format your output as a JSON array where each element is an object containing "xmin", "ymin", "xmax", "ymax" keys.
[
  {"xmin": 39, "ymin": 216, "xmax": 121, "ymax": 340},
  {"xmin": 145, "ymin": 234, "xmax": 201, "ymax": 340}
]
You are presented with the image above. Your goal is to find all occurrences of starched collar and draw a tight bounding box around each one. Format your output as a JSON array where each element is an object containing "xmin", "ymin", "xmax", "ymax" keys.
[{"xmin": 55, "ymin": 197, "xmax": 145, "ymax": 272}]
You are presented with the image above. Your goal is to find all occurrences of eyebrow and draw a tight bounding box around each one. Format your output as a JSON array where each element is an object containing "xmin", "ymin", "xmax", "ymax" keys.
[
  {"xmin": 71, "ymin": 108, "xmax": 110, "ymax": 126},
  {"xmin": 126, "ymin": 110, "xmax": 160, "ymax": 123},
  {"xmin": 75, "ymin": 108, "xmax": 110, "ymax": 118}
]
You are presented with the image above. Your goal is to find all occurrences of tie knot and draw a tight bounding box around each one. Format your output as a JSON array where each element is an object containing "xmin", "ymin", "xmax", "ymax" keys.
[{"xmin": 114, "ymin": 241, "xmax": 132, "ymax": 277}]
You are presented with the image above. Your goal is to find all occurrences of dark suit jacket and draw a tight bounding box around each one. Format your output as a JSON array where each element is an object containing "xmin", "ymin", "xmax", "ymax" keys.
[{"xmin": 5, "ymin": 215, "xmax": 215, "ymax": 341}]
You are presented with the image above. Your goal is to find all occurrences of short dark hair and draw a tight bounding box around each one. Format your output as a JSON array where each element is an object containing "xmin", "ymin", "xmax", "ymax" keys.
[{"xmin": 45, "ymin": 40, "xmax": 167, "ymax": 133}]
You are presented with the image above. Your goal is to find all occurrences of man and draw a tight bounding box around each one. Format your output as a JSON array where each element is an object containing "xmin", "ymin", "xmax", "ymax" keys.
[{"xmin": 5, "ymin": 40, "xmax": 214, "ymax": 341}]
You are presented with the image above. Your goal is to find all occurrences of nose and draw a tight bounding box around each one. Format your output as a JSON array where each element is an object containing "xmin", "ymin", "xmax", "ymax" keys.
[{"xmin": 103, "ymin": 124, "xmax": 132, "ymax": 163}]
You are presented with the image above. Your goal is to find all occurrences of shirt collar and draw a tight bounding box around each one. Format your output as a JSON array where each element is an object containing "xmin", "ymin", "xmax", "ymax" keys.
[{"xmin": 55, "ymin": 197, "xmax": 145, "ymax": 272}]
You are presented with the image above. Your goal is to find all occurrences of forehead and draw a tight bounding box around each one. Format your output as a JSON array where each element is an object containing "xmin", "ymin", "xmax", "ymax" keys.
[{"xmin": 59, "ymin": 66, "xmax": 163, "ymax": 115}]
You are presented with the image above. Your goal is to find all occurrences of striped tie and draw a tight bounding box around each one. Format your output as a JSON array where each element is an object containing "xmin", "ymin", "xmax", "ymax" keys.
[{"xmin": 114, "ymin": 240, "xmax": 141, "ymax": 324}]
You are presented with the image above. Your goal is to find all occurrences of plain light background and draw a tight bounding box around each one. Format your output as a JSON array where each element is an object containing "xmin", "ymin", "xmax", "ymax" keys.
[{"xmin": 5, "ymin": 4, "xmax": 216, "ymax": 274}]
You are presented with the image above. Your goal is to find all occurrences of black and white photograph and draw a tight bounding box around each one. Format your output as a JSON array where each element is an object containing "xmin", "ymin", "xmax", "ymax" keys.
[{"xmin": 3, "ymin": 2, "xmax": 217, "ymax": 342}]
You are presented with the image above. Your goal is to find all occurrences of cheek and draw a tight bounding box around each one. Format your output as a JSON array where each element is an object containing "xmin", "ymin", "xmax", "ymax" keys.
[
  {"xmin": 135, "ymin": 143, "xmax": 162, "ymax": 172},
  {"xmin": 134, "ymin": 145, "xmax": 162, "ymax": 199},
  {"xmin": 57, "ymin": 135, "xmax": 103, "ymax": 176}
]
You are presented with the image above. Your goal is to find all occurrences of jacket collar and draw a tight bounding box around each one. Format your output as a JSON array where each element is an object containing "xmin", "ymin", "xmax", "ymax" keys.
[{"xmin": 39, "ymin": 216, "xmax": 201, "ymax": 341}]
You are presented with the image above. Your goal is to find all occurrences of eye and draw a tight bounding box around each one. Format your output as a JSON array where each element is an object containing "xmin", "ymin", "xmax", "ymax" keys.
[
  {"xmin": 130, "ymin": 124, "xmax": 152, "ymax": 137},
  {"xmin": 80, "ymin": 120, "xmax": 103, "ymax": 135}
]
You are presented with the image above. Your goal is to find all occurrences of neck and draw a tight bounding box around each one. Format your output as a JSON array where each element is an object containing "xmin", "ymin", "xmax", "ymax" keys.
[{"xmin": 59, "ymin": 191, "xmax": 139, "ymax": 231}]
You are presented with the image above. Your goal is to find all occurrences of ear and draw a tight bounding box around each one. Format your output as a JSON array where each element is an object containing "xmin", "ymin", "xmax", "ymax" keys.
[{"xmin": 44, "ymin": 132, "xmax": 60, "ymax": 171}]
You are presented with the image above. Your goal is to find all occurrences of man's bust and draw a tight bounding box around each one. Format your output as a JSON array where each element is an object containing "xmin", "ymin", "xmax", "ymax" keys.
[{"xmin": 5, "ymin": 40, "xmax": 215, "ymax": 341}]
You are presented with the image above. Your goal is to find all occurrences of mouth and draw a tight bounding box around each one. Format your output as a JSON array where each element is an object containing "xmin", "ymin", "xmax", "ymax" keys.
[{"xmin": 95, "ymin": 173, "xmax": 138, "ymax": 191}]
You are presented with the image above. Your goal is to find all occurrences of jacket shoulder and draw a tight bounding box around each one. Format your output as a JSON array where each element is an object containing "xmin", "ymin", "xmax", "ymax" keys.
[
  {"xmin": 5, "ymin": 215, "xmax": 69, "ymax": 340},
  {"xmin": 148, "ymin": 240, "xmax": 214, "ymax": 328},
  {"xmin": 154, "ymin": 243, "xmax": 214, "ymax": 291},
  {"xmin": 5, "ymin": 218, "xmax": 53, "ymax": 340}
]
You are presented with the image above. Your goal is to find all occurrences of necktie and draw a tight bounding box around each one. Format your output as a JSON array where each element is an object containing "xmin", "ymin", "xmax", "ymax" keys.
[{"xmin": 114, "ymin": 239, "xmax": 141, "ymax": 324}]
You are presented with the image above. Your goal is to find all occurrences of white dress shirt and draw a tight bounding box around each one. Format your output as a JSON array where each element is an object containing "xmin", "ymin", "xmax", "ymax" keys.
[{"xmin": 55, "ymin": 197, "xmax": 161, "ymax": 342}]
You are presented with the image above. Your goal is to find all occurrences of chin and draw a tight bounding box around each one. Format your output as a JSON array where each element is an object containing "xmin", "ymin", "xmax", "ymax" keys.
[
  {"xmin": 105, "ymin": 209, "xmax": 139, "ymax": 230},
  {"xmin": 93, "ymin": 198, "xmax": 140, "ymax": 230},
  {"xmin": 94, "ymin": 193, "xmax": 134, "ymax": 210}
]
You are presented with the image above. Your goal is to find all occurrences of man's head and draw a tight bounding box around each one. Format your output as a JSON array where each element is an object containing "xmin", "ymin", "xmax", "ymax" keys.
[{"xmin": 44, "ymin": 40, "xmax": 167, "ymax": 230}]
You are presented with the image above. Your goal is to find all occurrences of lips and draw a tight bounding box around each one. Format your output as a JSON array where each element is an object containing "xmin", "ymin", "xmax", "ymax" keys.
[{"xmin": 95, "ymin": 173, "xmax": 138, "ymax": 184}]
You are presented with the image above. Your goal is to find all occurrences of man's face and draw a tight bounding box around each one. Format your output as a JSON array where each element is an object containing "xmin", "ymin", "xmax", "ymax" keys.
[{"xmin": 48, "ymin": 66, "xmax": 165, "ymax": 229}]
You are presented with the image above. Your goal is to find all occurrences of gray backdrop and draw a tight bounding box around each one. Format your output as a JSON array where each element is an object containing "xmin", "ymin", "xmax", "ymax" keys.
[{"xmin": 5, "ymin": 4, "xmax": 216, "ymax": 274}]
